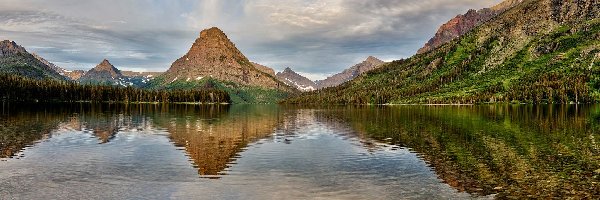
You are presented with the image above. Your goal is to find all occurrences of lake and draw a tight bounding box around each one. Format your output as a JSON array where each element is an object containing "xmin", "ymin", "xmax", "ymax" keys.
[{"xmin": 0, "ymin": 103, "xmax": 598, "ymax": 199}]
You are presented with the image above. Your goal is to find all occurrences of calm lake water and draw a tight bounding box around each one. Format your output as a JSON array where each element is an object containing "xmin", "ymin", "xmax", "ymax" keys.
[{"xmin": 0, "ymin": 103, "xmax": 598, "ymax": 199}]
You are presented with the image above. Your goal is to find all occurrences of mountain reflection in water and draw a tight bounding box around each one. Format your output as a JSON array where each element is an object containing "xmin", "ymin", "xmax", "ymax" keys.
[{"xmin": 0, "ymin": 103, "xmax": 598, "ymax": 199}]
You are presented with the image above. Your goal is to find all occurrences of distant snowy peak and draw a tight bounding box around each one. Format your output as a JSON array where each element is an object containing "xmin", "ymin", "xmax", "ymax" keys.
[
  {"xmin": 276, "ymin": 67, "xmax": 317, "ymax": 92},
  {"xmin": 79, "ymin": 59, "xmax": 160, "ymax": 87}
]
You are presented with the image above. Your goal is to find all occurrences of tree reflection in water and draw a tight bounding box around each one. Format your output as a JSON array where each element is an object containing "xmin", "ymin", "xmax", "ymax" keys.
[{"xmin": 0, "ymin": 103, "xmax": 598, "ymax": 198}]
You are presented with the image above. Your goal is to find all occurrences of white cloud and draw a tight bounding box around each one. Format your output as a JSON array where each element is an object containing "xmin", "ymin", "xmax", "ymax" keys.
[{"xmin": 0, "ymin": 0, "xmax": 504, "ymax": 77}]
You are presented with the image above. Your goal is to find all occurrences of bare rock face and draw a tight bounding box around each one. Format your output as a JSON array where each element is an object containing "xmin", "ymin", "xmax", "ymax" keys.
[
  {"xmin": 316, "ymin": 56, "xmax": 385, "ymax": 89},
  {"xmin": 79, "ymin": 59, "xmax": 124, "ymax": 84},
  {"xmin": 84, "ymin": 59, "xmax": 122, "ymax": 79},
  {"xmin": 64, "ymin": 70, "xmax": 85, "ymax": 81},
  {"xmin": 161, "ymin": 27, "xmax": 289, "ymax": 91},
  {"xmin": 251, "ymin": 62, "xmax": 276, "ymax": 76},
  {"xmin": 276, "ymin": 67, "xmax": 317, "ymax": 92},
  {"xmin": 550, "ymin": 0, "xmax": 599, "ymax": 22},
  {"xmin": 0, "ymin": 40, "xmax": 27, "ymax": 57},
  {"xmin": 417, "ymin": 0, "xmax": 523, "ymax": 54}
]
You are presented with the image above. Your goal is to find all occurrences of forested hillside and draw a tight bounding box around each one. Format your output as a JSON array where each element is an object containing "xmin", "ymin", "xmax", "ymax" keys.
[
  {"xmin": 284, "ymin": 0, "xmax": 600, "ymax": 105},
  {"xmin": 147, "ymin": 76, "xmax": 291, "ymax": 104},
  {"xmin": 0, "ymin": 74, "xmax": 230, "ymax": 103},
  {"xmin": 0, "ymin": 40, "xmax": 66, "ymax": 81}
]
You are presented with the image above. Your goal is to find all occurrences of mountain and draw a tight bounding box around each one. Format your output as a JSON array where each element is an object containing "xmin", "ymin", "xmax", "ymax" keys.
[
  {"xmin": 276, "ymin": 67, "xmax": 318, "ymax": 91},
  {"xmin": 64, "ymin": 70, "xmax": 85, "ymax": 81},
  {"xmin": 31, "ymin": 53, "xmax": 67, "ymax": 76},
  {"xmin": 119, "ymin": 71, "xmax": 161, "ymax": 86},
  {"xmin": 121, "ymin": 71, "xmax": 162, "ymax": 77},
  {"xmin": 417, "ymin": 0, "xmax": 523, "ymax": 54},
  {"xmin": 251, "ymin": 62, "xmax": 276, "ymax": 76},
  {"xmin": 149, "ymin": 27, "xmax": 295, "ymax": 103},
  {"xmin": 285, "ymin": 0, "xmax": 600, "ymax": 105},
  {"xmin": 31, "ymin": 53, "xmax": 85, "ymax": 81},
  {"xmin": 79, "ymin": 59, "xmax": 123, "ymax": 84},
  {"xmin": 316, "ymin": 56, "xmax": 385, "ymax": 89},
  {"xmin": 78, "ymin": 59, "xmax": 153, "ymax": 87},
  {"xmin": 0, "ymin": 40, "xmax": 66, "ymax": 80}
]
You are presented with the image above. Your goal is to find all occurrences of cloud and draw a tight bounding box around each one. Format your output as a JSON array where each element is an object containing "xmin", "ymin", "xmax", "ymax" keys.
[
  {"xmin": 189, "ymin": 0, "xmax": 504, "ymax": 77},
  {"xmin": 0, "ymin": 0, "xmax": 503, "ymax": 79}
]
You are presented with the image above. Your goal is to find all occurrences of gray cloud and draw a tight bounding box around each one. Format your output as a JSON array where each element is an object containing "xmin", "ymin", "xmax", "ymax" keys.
[{"xmin": 0, "ymin": 0, "xmax": 502, "ymax": 80}]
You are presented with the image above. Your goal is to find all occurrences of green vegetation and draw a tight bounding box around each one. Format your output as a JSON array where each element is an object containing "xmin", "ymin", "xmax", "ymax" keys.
[
  {"xmin": 320, "ymin": 105, "xmax": 600, "ymax": 198},
  {"xmin": 147, "ymin": 77, "xmax": 291, "ymax": 104},
  {"xmin": 284, "ymin": 18, "xmax": 600, "ymax": 105},
  {"xmin": 0, "ymin": 53, "xmax": 65, "ymax": 80},
  {"xmin": 0, "ymin": 74, "xmax": 230, "ymax": 103},
  {"xmin": 0, "ymin": 105, "xmax": 70, "ymax": 158}
]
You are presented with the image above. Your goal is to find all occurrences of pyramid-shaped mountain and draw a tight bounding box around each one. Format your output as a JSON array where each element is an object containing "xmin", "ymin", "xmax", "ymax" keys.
[
  {"xmin": 79, "ymin": 59, "xmax": 123, "ymax": 83},
  {"xmin": 156, "ymin": 27, "xmax": 290, "ymax": 91},
  {"xmin": 0, "ymin": 40, "xmax": 66, "ymax": 80},
  {"xmin": 79, "ymin": 59, "xmax": 158, "ymax": 87}
]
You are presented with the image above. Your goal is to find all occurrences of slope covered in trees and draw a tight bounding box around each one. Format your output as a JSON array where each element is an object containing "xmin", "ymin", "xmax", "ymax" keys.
[
  {"xmin": 147, "ymin": 76, "xmax": 291, "ymax": 104},
  {"xmin": 284, "ymin": 0, "xmax": 600, "ymax": 105},
  {"xmin": 0, "ymin": 40, "xmax": 66, "ymax": 81},
  {"xmin": 0, "ymin": 74, "xmax": 230, "ymax": 103}
]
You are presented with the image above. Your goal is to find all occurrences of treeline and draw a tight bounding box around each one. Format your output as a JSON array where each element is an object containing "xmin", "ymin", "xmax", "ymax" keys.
[{"xmin": 0, "ymin": 74, "xmax": 230, "ymax": 103}]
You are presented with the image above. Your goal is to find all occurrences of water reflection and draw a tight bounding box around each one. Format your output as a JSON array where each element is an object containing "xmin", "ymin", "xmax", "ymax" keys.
[
  {"xmin": 314, "ymin": 105, "xmax": 600, "ymax": 198},
  {"xmin": 0, "ymin": 103, "xmax": 68, "ymax": 158},
  {"xmin": 159, "ymin": 105, "xmax": 282, "ymax": 177},
  {"xmin": 0, "ymin": 103, "xmax": 598, "ymax": 198}
]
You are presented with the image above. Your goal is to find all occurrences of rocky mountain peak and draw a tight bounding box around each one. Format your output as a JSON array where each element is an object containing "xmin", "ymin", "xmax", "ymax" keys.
[
  {"xmin": 353, "ymin": 56, "xmax": 385, "ymax": 75},
  {"xmin": 93, "ymin": 59, "xmax": 121, "ymax": 76},
  {"xmin": 161, "ymin": 27, "xmax": 291, "ymax": 91},
  {"xmin": 283, "ymin": 67, "xmax": 294, "ymax": 73},
  {"xmin": 79, "ymin": 59, "xmax": 123, "ymax": 83},
  {"xmin": 251, "ymin": 62, "xmax": 276, "ymax": 76},
  {"xmin": 276, "ymin": 67, "xmax": 317, "ymax": 92},
  {"xmin": 417, "ymin": 0, "xmax": 523, "ymax": 54},
  {"xmin": 201, "ymin": 27, "xmax": 228, "ymax": 39},
  {"xmin": 0, "ymin": 40, "xmax": 27, "ymax": 57},
  {"xmin": 316, "ymin": 56, "xmax": 386, "ymax": 89},
  {"xmin": 183, "ymin": 27, "xmax": 246, "ymax": 62},
  {"xmin": 365, "ymin": 56, "xmax": 380, "ymax": 62},
  {"xmin": 100, "ymin": 59, "xmax": 110, "ymax": 65},
  {"xmin": 364, "ymin": 56, "xmax": 384, "ymax": 66}
]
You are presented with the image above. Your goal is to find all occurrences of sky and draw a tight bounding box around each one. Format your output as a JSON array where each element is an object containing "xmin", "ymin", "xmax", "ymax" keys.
[{"xmin": 0, "ymin": 0, "xmax": 503, "ymax": 81}]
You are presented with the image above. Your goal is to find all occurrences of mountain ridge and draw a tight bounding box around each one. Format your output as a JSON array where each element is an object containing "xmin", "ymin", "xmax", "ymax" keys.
[
  {"xmin": 316, "ymin": 56, "xmax": 385, "ymax": 89},
  {"xmin": 276, "ymin": 67, "xmax": 318, "ymax": 91},
  {"xmin": 285, "ymin": 0, "xmax": 600, "ymax": 105},
  {"xmin": 0, "ymin": 40, "xmax": 66, "ymax": 80},
  {"xmin": 417, "ymin": 0, "xmax": 523, "ymax": 54},
  {"xmin": 31, "ymin": 53, "xmax": 87, "ymax": 81}
]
